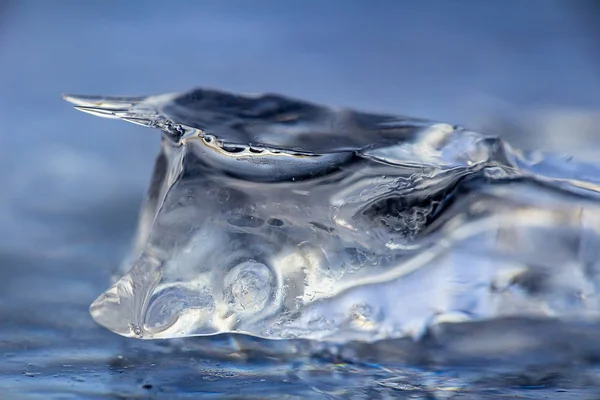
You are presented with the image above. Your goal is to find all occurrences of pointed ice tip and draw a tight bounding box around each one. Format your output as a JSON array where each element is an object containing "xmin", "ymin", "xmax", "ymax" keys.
[
  {"xmin": 62, "ymin": 93, "xmax": 145, "ymax": 109},
  {"xmin": 72, "ymin": 105, "xmax": 126, "ymax": 119},
  {"xmin": 63, "ymin": 93, "xmax": 160, "ymax": 125}
]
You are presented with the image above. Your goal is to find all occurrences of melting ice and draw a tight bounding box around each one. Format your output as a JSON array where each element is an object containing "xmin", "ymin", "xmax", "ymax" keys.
[{"xmin": 64, "ymin": 88, "xmax": 600, "ymax": 343}]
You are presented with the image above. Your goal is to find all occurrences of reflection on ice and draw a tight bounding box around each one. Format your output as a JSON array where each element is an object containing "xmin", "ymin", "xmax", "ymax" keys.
[{"xmin": 65, "ymin": 88, "xmax": 600, "ymax": 343}]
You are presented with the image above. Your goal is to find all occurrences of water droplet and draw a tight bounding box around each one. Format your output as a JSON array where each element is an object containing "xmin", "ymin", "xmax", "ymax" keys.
[{"xmin": 132, "ymin": 325, "xmax": 143, "ymax": 337}]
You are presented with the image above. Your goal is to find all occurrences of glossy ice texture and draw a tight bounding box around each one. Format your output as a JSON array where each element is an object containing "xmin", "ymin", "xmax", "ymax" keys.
[{"xmin": 65, "ymin": 88, "xmax": 600, "ymax": 342}]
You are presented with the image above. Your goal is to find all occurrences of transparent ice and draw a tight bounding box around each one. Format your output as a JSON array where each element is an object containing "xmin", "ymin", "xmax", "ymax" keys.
[{"xmin": 64, "ymin": 88, "xmax": 600, "ymax": 343}]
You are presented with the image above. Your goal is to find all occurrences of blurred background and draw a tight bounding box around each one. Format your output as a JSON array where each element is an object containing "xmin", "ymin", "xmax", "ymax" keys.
[{"xmin": 1, "ymin": 0, "xmax": 600, "ymax": 398}]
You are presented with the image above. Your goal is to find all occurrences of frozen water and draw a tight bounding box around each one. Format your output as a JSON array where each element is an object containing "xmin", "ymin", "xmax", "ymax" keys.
[{"xmin": 64, "ymin": 88, "xmax": 600, "ymax": 343}]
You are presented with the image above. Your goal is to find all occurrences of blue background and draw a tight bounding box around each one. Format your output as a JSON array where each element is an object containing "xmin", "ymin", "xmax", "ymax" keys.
[{"xmin": 1, "ymin": 1, "xmax": 600, "ymax": 397}]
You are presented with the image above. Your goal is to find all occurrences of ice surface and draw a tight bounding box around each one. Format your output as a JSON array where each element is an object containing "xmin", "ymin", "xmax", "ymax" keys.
[{"xmin": 64, "ymin": 88, "xmax": 600, "ymax": 342}]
